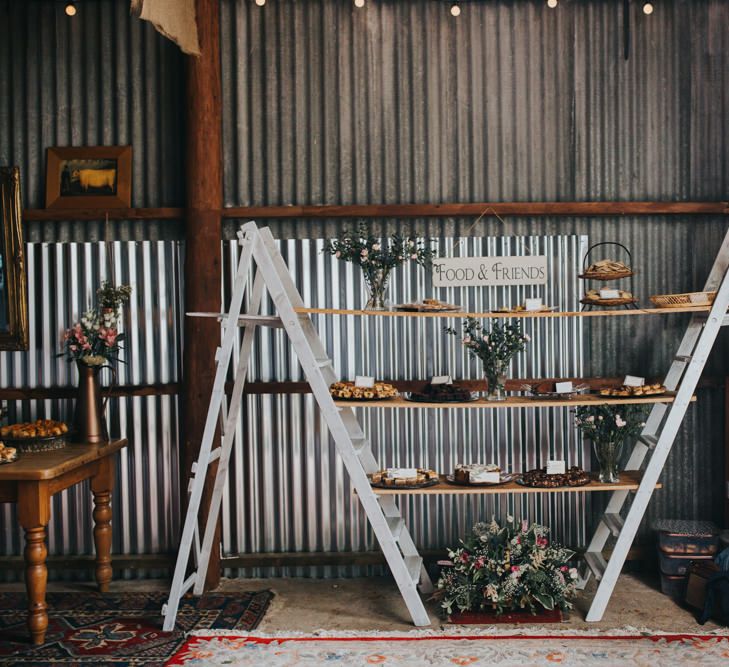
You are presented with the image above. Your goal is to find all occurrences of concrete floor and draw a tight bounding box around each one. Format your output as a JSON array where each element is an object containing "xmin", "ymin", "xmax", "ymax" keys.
[{"xmin": 4, "ymin": 572, "xmax": 721, "ymax": 634}]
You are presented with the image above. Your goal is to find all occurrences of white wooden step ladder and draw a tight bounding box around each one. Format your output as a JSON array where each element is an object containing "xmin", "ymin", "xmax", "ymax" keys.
[
  {"xmin": 162, "ymin": 221, "xmax": 432, "ymax": 631},
  {"xmin": 581, "ymin": 227, "xmax": 729, "ymax": 621}
]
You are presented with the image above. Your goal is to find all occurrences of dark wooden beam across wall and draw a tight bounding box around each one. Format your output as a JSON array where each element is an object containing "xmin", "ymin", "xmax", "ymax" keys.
[
  {"xmin": 181, "ymin": 0, "xmax": 224, "ymax": 592},
  {"xmin": 21, "ymin": 200, "xmax": 729, "ymax": 223}
]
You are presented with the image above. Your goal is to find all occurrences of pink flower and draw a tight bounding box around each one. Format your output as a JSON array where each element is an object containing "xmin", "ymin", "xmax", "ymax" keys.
[
  {"xmin": 536, "ymin": 536, "xmax": 548, "ymax": 548},
  {"xmin": 474, "ymin": 557, "xmax": 485, "ymax": 570},
  {"xmin": 460, "ymin": 551, "xmax": 470, "ymax": 564},
  {"xmin": 560, "ymin": 566, "xmax": 568, "ymax": 572},
  {"xmin": 521, "ymin": 520, "xmax": 528, "ymax": 532},
  {"xmin": 463, "ymin": 336, "xmax": 471, "ymax": 344},
  {"xmin": 361, "ymin": 249, "xmax": 369, "ymax": 257},
  {"xmin": 335, "ymin": 251, "xmax": 341, "ymax": 258},
  {"xmin": 511, "ymin": 565, "xmax": 520, "ymax": 572},
  {"xmin": 410, "ymin": 253, "xmax": 418, "ymax": 260}
]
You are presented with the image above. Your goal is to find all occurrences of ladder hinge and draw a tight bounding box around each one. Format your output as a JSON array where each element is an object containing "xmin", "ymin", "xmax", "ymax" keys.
[
  {"xmin": 161, "ymin": 604, "xmax": 168, "ymax": 616},
  {"xmin": 191, "ymin": 462, "xmax": 198, "ymax": 474},
  {"xmin": 639, "ymin": 434, "xmax": 658, "ymax": 449}
]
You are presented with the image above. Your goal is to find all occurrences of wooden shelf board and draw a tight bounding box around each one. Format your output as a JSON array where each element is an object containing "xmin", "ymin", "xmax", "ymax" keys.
[
  {"xmin": 296, "ymin": 305, "xmax": 713, "ymax": 319},
  {"xmin": 336, "ymin": 392, "xmax": 691, "ymax": 410},
  {"xmin": 362, "ymin": 471, "xmax": 658, "ymax": 496}
]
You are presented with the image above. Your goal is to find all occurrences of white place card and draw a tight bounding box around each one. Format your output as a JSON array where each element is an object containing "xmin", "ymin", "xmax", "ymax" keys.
[
  {"xmin": 547, "ymin": 460, "xmax": 566, "ymax": 475},
  {"xmin": 689, "ymin": 293, "xmax": 710, "ymax": 304},
  {"xmin": 599, "ymin": 288, "xmax": 621, "ymax": 299},
  {"xmin": 355, "ymin": 375, "xmax": 375, "ymax": 388},
  {"xmin": 555, "ymin": 381, "xmax": 574, "ymax": 394},
  {"xmin": 431, "ymin": 375, "xmax": 453, "ymax": 385},
  {"xmin": 624, "ymin": 375, "xmax": 645, "ymax": 387},
  {"xmin": 525, "ymin": 297, "xmax": 543, "ymax": 311}
]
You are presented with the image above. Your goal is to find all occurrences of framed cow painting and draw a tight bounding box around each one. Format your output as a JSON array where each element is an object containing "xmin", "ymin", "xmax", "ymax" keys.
[{"xmin": 45, "ymin": 146, "xmax": 132, "ymax": 209}]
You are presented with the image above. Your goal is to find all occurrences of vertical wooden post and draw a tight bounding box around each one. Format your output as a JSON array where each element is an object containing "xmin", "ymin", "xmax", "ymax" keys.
[{"xmin": 182, "ymin": 0, "xmax": 223, "ymax": 591}]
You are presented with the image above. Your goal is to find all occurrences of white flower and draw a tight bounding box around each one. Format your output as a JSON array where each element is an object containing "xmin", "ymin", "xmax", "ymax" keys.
[
  {"xmin": 615, "ymin": 415, "xmax": 626, "ymax": 428},
  {"xmin": 586, "ymin": 416, "xmax": 595, "ymax": 423},
  {"xmin": 361, "ymin": 249, "xmax": 368, "ymax": 257},
  {"xmin": 507, "ymin": 515, "xmax": 514, "ymax": 523},
  {"xmin": 569, "ymin": 568, "xmax": 579, "ymax": 580},
  {"xmin": 463, "ymin": 336, "xmax": 471, "ymax": 344},
  {"xmin": 411, "ymin": 253, "xmax": 418, "ymax": 260},
  {"xmin": 335, "ymin": 251, "xmax": 341, "ymax": 258},
  {"xmin": 598, "ymin": 416, "xmax": 604, "ymax": 421},
  {"xmin": 371, "ymin": 243, "xmax": 381, "ymax": 251},
  {"xmin": 524, "ymin": 334, "xmax": 531, "ymax": 341}
]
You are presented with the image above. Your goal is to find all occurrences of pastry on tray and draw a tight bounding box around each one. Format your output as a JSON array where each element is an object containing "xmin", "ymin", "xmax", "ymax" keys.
[
  {"xmin": 329, "ymin": 381, "xmax": 398, "ymax": 400},
  {"xmin": 581, "ymin": 259, "xmax": 633, "ymax": 277},
  {"xmin": 520, "ymin": 466, "xmax": 591, "ymax": 488},
  {"xmin": 599, "ymin": 383, "xmax": 666, "ymax": 397},
  {"xmin": 0, "ymin": 442, "xmax": 18, "ymax": 463},
  {"xmin": 454, "ymin": 463, "xmax": 501, "ymax": 484},
  {"xmin": 369, "ymin": 468, "xmax": 439, "ymax": 487},
  {"xmin": 0, "ymin": 419, "xmax": 69, "ymax": 439},
  {"xmin": 407, "ymin": 383, "xmax": 475, "ymax": 403},
  {"xmin": 395, "ymin": 299, "xmax": 462, "ymax": 312},
  {"xmin": 495, "ymin": 304, "xmax": 554, "ymax": 313},
  {"xmin": 582, "ymin": 288, "xmax": 635, "ymax": 302}
]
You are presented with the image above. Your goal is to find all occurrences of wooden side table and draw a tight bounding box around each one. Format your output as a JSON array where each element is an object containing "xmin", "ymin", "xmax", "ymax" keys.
[{"xmin": 0, "ymin": 439, "xmax": 127, "ymax": 645}]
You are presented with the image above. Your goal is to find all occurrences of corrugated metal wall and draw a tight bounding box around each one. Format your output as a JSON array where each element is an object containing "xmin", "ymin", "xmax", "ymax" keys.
[
  {"xmin": 0, "ymin": 241, "xmax": 182, "ymax": 580},
  {"xmin": 0, "ymin": 0, "xmax": 727, "ymax": 573}
]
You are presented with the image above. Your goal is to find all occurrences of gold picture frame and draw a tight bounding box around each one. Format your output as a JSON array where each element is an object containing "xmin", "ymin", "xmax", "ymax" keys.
[
  {"xmin": 0, "ymin": 166, "xmax": 28, "ymax": 350},
  {"xmin": 45, "ymin": 145, "xmax": 132, "ymax": 209}
]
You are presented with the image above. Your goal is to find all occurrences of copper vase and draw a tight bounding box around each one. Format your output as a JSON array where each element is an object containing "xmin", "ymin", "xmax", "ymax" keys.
[{"xmin": 73, "ymin": 361, "xmax": 116, "ymax": 444}]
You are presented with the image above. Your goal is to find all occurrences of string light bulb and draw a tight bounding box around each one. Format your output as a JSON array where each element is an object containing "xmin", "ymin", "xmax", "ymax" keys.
[
  {"xmin": 65, "ymin": 1, "xmax": 77, "ymax": 16},
  {"xmin": 643, "ymin": 2, "xmax": 654, "ymax": 14},
  {"xmin": 450, "ymin": 3, "xmax": 461, "ymax": 17},
  {"xmin": 254, "ymin": 0, "xmax": 266, "ymax": 6},
  {"xmin": 547, "ymin": 0, "xmax": 558, "ymax": 8},
  {"xmin": 354, "ymin": 0, "xmax": 365, "ymax": 7}
]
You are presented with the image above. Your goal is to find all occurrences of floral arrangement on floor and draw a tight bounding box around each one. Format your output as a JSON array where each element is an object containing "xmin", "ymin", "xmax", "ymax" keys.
[
  {"xmin": 435, "ymin": 517, "xmax": 578, "ymax": 616},
  {"xmin": 446, "ymin": 317, "xmax": 529, "ymax": 399},
  {"xmin": 60, "ymin": 281, "xmax": 132, "ymax": 367},
  {"xmin": 574, "ymin": 404, "xmax": 646, "ymax": 483},
  {"xmin": 323, "ymin": 223, "xmax": 435, "ymax": 309}
]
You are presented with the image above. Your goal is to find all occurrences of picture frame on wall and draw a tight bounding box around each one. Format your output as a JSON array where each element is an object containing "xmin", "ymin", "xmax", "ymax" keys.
[{"xmin": 45, "ymin": 145, "xmax": 132, "ymax": 209}]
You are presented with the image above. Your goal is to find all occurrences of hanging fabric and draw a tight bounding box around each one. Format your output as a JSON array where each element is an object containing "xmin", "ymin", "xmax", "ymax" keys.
[{"xmin": 130, "ymin": 0, "xmax": 201, "ymax": 56}]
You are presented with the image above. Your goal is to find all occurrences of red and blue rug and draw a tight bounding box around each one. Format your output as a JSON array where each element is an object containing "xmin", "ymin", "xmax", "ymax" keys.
[{"xmin": 0, "ymin": 591, "xmax": 273, "ymax": 666}]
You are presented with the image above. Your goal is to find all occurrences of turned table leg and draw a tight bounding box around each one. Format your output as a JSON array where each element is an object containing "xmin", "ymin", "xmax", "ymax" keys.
[
  {"xmin": 18, "ymin": 482, "xmax": 51, "ymax": 646},
  {"xmin": 91, "ymin": 458, "xmax": 114, "ymax": 592}
]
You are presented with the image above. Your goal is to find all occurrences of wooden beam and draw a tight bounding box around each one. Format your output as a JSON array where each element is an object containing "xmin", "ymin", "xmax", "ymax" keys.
[
  {"xmin": 222, "ymin": 201, "xmax": 729, "ymax": 219},
  {"xmin": 23, "ymin": 207, "xmax": 183, "ymax": 221},
  {"xmin": 182, "ymin": 0, "xmax": 223, "ymax": 592},
  {"xmin": 0, "ymin": 383, "xmax": 179, "ymax": 401}
]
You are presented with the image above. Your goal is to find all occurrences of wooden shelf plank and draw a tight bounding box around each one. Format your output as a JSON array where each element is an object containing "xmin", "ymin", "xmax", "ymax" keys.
[
  {"xmin": 362, "ymin": 471, "xmax": 659, "ymax": 496},
  {"xmin": 23, "ymin": 207, "xmax": 183, "ymax": 221},
  {"xmin": 296, "ymin": 305, "xmax": 713, "ymax": 319},
  {"xmin": 336, "ymin": 392, "xmax": 691, "ymax": 410}
]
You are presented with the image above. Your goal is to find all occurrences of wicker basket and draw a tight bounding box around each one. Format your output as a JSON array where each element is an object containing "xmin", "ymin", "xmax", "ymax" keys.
[
  {"xmin": 578, "ymin": 269, "xmax": 634, "ymax": 281},
  {"xmin": 581, "ymin": 297, "xmax": 638, "ymax": 307},
  {"xmin": 649, "ymin": 292, "xmax": 716, "ymax": 309}
]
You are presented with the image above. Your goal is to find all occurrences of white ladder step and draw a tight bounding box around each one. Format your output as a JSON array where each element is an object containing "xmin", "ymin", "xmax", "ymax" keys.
[
  {"xmin": 638, "ymin": 434, "xmax": 659, "ymax": 449},
  {"xmin": 584, "ymin": 551, "xmax": 607, "ymax": 580},
  {"xmin": 386, "ymin": 517, "xmax": 405, "ymax": 540},
  {"xmin": 602, "ymin": 513, "xmax": 625, "ymax": 537},
  {"xmin": 404, "ymin": 555, "xmax": 423, "ymax": 584}
]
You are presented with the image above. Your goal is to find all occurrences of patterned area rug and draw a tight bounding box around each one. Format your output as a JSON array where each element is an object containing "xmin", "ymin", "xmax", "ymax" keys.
[
  {"xmin": 0, "ymin": 591, "xmax": 273, "ymax": 666},
  {"xmin": 167, "ymin": 633, "xmax": 729, "ymax": 666}
]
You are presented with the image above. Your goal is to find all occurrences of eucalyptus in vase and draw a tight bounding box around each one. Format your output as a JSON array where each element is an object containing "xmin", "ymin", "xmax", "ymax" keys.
[
  {"xmin": 446, "ymin": 318, "xmax": 529, "ymax": 401},
  {"xmin": 323, "ymin": 224, "xmax": 435, "ymax": 310},
  {"xmin": 574, "ymin": 404, "xmax": 646, "ymax": 483}
]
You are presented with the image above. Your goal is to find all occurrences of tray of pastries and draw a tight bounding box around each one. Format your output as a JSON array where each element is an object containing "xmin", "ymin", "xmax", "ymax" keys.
[
  {"xmin": 369, "ymin": 467, "xmax": 440, "ymax": 489},
  {"xmin": 517, "ymin": 466, "xmax": 591, "ymax": 488},
  {"xmin": 598, "ymin": 383, "xmax": 667, "ymax": 398},
  {"xmin": 329, "ymin": 381, "xmax": 398, "ymax": 401},
  {"xmin": 394, "ymin": 299, "xmax": 462, "ymax": 312},
  {"xmin": 527, "ymin": 381, "xmax": 590, "ymax": 400},
  {"xmin": 406, "ymin": 383, "xmax": 477, "ymax": 403},
  {"xmin": 579, "ymin": 259, "xmax": 634, "ymax": 281},
  {"xmin": 581, "ymin": 289, "xmax": 637, "ymax": 307},
  {"xmin": 0, "ymin": 420, "xmax": 70, "ymax": 452},
  {"xmin": 494, "ymin": 304, "xmax": 555, "ymax": 314},
  {"xmin": 446, "ymin": 463, "xmax": 516, "ymax": 487},
  {"xmin": 0, "ymin": 442, "xmax": 18, "ymax": 465}
]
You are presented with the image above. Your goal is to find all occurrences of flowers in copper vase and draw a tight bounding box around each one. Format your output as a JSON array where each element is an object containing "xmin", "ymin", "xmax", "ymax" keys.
[
  {"xmin": 60, "ymin": 281, "xmax": 132, "ymax": 366},
  {"xmin": 435, "ymin": 517, "xmax": 578, "ymax": 616}
]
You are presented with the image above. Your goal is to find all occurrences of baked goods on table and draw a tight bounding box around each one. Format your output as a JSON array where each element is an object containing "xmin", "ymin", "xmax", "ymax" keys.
[
  {"xmin": 1, "ymin": 419, "xmax": 69, "ymax": 439},
  {"xmin": 599, "ymin": 383, "xmax": 666, "ymax": 397},
  {"xmin": 369, "ymin": 468, "xmax": 439, "ymax": 488},
  {"xmin": 454, "ymin": 463, "xmax": 501, "ymax": 484},
  {"xmin": 0, "ymin": 442, "xmax": 18, "ymax": 464},
  {"xmin": 580, "ymin": 259, "xmax": 633, "ymax": 279},
  {"xmin": 494, "ymin": 304, "xmax": 554, "ymax": 313},
  {"xmin": 329, "ymin": 381, "xmax": 398, "ymax": 400},
  {"xmin": 395, "ymin": 299, "xmax": 462, "ymax": 312},
  {"xmin": 582, "ymin": 288, "xmax": 635, "ymax": 302},
  {"xmin": 406, "ymin": 383, "xmax": 475, "ymax": 403},
  {"xmin": 519, "ymin": 466, "xmax": 591, "ymax": 488}
]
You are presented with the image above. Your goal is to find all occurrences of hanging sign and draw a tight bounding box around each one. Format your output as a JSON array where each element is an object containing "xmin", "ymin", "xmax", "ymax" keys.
[{"xmin": 432, "ymin": 256, "xmax": 548, "ymax": 288}]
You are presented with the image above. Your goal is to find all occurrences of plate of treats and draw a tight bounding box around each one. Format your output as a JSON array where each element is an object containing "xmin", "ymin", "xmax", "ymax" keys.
[
  {"xmin": 0, "ymin": 442, "xmax": 18, "ymax": 465},
  {"xmin": 598, "ymin": 383, "xmax": 667, "ymax": 398},
  {"xmin": 579, "ymin": 259, "xmax": 634, "ymax": 281},
  {"xmin": 494, "ymin": 304, "xmax": 555, "ymax": 314},
  {"xmin": 329, "ymin": 381, "xmax": 398, "ymax": 401},
  {"xmin": 581, "ymin": 289, "xmax": 637, "ymax": 307},
  {"xmin": 369, "ymin": 468, "xmax": 440, "ymax": 490},
  {"xmin": 527, "ymin": 381, "xmax": 590, "ymax": 400},
  {"xmin": 394, "ymin": 299, "xmax": 462, "ymax": 312},
  {"xmin": 0, "ymin": 420, "xmax": 70, "ymax": 452},
  {"xmin": 406, "ymin": 383, "xmax": 478, "ymax": 403},
  {"xmin": 446, "ymin": 463, "xmax": 517, "ymax": 487},
  {"xmin": 517, "ymin": 466, "xmax": 591, "ymax": 488}
]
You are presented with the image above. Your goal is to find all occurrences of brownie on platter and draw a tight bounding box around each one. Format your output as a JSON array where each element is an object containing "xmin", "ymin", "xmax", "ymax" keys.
[
  {"xmin": 407, "ymin": 383, "xmax": 474, "ymax": 403},
  {"xmin": 520, "ymin": 466, "xmax": 591, "ymax": 488}
]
